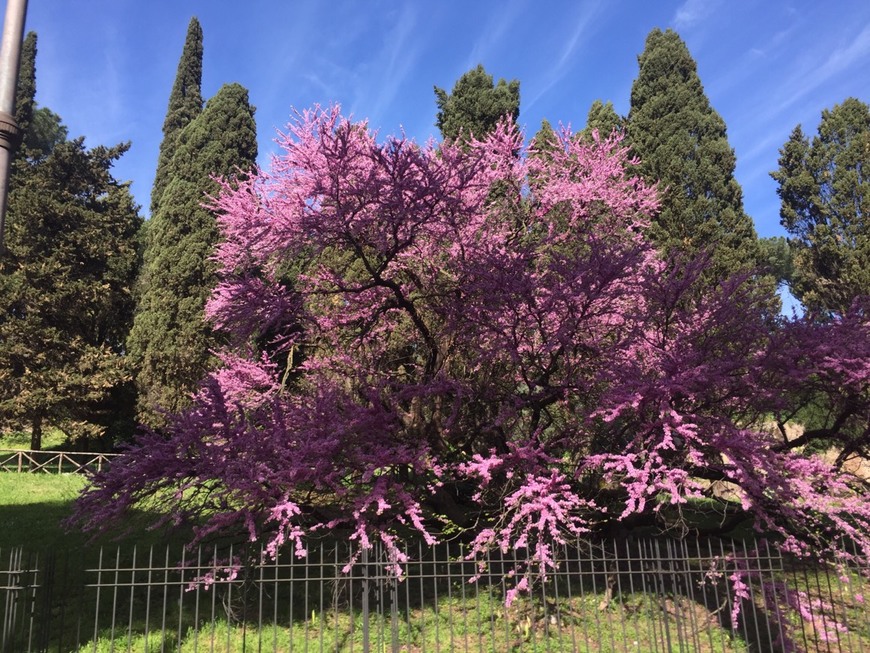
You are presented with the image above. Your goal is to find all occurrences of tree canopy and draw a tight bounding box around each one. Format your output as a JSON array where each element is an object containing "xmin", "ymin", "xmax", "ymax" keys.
[
  {"xmin": 76, "ymin": 109, "xmax": 870, "ymax": 594},
  {"xmin": 580, "ymin": 100, "xmax": 624, "ymax": 142},
  {"xmin": 128, "ymin": 82, "xmax": 257, "ymax": 427},
  {"xmin": 0, "ymin": 31, "xmax": 140, "ymax": 449},
  {"xmin": 771, "ymin": 97, "xmax": 870, "ymax": 315},
  {"xmin": 434, "ymin": 64, "xmax": 520, "ymax": 143},
  {"xmin": 627, "ymin": 29, "xmax": 759, "ymax": 280},
  {"xmin": 0, "ymin": 140, "xmax": 142, "ymax": 449},
  {"xmin": 151, "ymin": 17, "xmax": 203, "ymax": 217}
]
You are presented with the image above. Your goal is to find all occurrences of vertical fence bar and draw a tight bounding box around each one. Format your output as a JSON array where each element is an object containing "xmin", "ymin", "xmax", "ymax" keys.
[
  {"xmin": 125, "ymin": 545, "xmax": 136, "ymax": 653},
  {"xmin": 445, "ymin": 540, "xmax": 454, "ymax": 653},
  {"xmin": 433, "ymin": 542, "xmax": 441, "ymax": 653},
  {"xmin": 193, "ymin": 546, "xmax": 202, "ymax": 653},
  {"xmin": 90, "ymin": 547, "xmax": 103, "ymax": 653},
  {"xmin": 418, "ymin": 541, "xmax": 427, "ymax": 653},
  {"xmin": 143, "ymin": 545, "xmax": 153, "ymax": 651},
  {"xmin": 849, "ymin": 537, "xmax": 868, "ymax": 653},
  {"xmin": 677, "ymin": 538, "xmax": 701, "ymax": 652},
  {"xmin": 288, "ymin": 542, "xmax": 296, "ymax": 653},
  {"xmin": 402, "ymin": 541, "xmax": 412, "ymax": 653},
  {"xmin": 792, "ymin": 545, "xmax": 814, "ymax": 651},
  {"xmin": 361, "ymin": 545, "xmax": 369, "ymax": 653},
  {"xmin": 333, "ymin": 543, "xmax": 341, "ymax": 653},
  {"xmin": 209, "ymin": 545, "xmax": 217, "ymax": 653},
  {"xmin": 319, "ymin": 542, "xmax": 326, "ymax": 653}
]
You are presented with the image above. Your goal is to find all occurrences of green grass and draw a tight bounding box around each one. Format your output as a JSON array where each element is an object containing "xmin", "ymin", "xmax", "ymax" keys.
[
  {"xmin": 75, "ymin": 591, "xmax": 749, "ymax": 653},
  {"xmin": 0, "ymin": 427, "xmax": 67, "ymax": 450},
  {"xmin": 0, "ymin": 473, "xmax": 88, "ymax": 549},
  {"xmin": 0, "ymin": 472, "xmax": 199, "ymax": 551}
]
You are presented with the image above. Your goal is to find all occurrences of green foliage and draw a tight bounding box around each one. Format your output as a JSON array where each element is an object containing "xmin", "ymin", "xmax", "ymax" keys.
[
  {"xmin": 580, "ymin": 99, "xmax": 624, "ymax": 142},
  {"xmin": 25, "ymin": 107, "xmax": 68, "ymax": 159},
  {"xmin": 13, "ymin": 33, "xmax": 68, "ymax": 164},
  {"xmin": 627, "ymin": 28, "xmax": 760, "ymax": 281},
  {"xmin": 151, "ymin": 17, "xmax": 203, "ymax": 217},
  {"xmin": 434, "ymin": 64, "xmax": 520, "ymax": 142},
  {"xmin": 0, "ymin": 140, "xmax": 142, "ymax": 448},
  {"xmin": 129, "ymin": 83, "xmax": 257, "ymax": 426},
  {"xmin": 757, "ymin": 236, "xmax": 793, "ymax": 288},
  {"xmin": 771, "ymin": 98, "xmax": 870, "ymax": 315},
  {"xmin": 14, "ymin": 31, "xmax": 36, "ymax": 139}
]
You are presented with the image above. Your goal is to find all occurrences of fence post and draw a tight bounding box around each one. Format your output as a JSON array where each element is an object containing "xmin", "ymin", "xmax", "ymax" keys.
[
  {"xmin": 390, "ymin": 560, "xmax": 399, "ymax": 653},
  {"xmin": 361, "ymin": 546, "xmax": 369, "ymax": 653}
]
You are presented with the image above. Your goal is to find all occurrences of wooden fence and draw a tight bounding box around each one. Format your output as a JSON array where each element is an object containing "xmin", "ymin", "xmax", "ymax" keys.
[{"xmin": 0, "ymin": 449, "xmax": 117, "ymax": 474}]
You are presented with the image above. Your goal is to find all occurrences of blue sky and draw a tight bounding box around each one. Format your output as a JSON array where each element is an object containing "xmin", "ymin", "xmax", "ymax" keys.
[{"xmin": 6, "ymin": 0, "xmax": 870, "ymax": 242}]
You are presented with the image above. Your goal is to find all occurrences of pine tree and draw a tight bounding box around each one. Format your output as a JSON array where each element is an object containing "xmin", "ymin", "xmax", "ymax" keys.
[
  {"xmin": 151, "ymin": 17, "xmax": 203, "ymax": 217},
  {"xmin": 0, "ymin": 140, "xmax": 142, "ymax": 449},
  {"xmin": 627, "ymin": 29, "xmax": 759, "ymax": 279},
  {"xmin": 434, "ymin": 64, "xmax": 520, "ymax": 143},
  {"xmin": 129, "ymin": 83, "xmax": 257, "ymax": 426},
  {"xmin": 771, "ymin": 98, "xmax": 870, "ymax": 315}
]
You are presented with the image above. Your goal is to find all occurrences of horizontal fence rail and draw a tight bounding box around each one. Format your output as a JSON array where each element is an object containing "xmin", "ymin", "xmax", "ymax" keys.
[
  {"xmin": 1, "ymin": 538, "xmax": 868, "ymax": 652},
  {"xmin": 0, "ymin": 450, "xmax": 117, "ymax": 474}
]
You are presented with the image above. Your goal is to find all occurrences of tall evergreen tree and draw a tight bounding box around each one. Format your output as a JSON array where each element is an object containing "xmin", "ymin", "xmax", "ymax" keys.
[
  {"xmin": 627, "ymin": 29, "xmax": 759, "ymax": 279},
  {"xmin": 129, "ymin": 83, "xmax": 257, "ymax": 426},
  {"xmin": 434, "ymin": 64, "xmax": 520, "ymax": 143},
  {"xmin": 580, "ymin": 100, "xmax": 624, "ymax": 142},
  {"xmin": 14, "ymin": 32, "xmax": 36, "ymax": 141},
  {"xmin": 0, "ymin": 31, "xmax": 139, "ymax": 450},
  {"xmin": 0, "ymin": 140, "xmax": 142, "ymax": 450},
  {"xmin": 771, "ymin": 98, "xmax": 870, "ymax": 315},
  {"xmin": 14, "ymin": 35, "xmax": 67, "ymax": 163},
  {"xmin": 151, "ymin": 17, "xmax": 203, "ymax": 217}
]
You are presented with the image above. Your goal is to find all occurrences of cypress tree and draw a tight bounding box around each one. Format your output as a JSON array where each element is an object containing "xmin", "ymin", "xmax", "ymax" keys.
[
  {"xmin": 434, "ymin": 64, "xmax": 520, "ymax": 143},
  {"xmin": 151, "ymin": 17, "xmax": 203, "ymax": 217},
  {"xmin": 128, "ymin": 83, "xmax": 257, "ymax": 426},
  {"xmin": 14, "ymin": 32, "xmax": 36, "ymax": 142},
  {"xmin": 12, "ymin": 34, "xmax": 67, "ymax": 164},
  {"xmin": 627, "ymin": 29, "xmax": 759, "ymax": 279},
  {"xmin": 771, "ymin": 98, "xmax": 870, "ymax": 315}
]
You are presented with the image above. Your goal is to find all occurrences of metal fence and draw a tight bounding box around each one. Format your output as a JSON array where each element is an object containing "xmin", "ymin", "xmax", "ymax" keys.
[
  {"xmin": 2, "ymin": 538, "xmax": 868, "ymax": 652},
  {"xmin": 0, "ymin": 450, "xmax": 117, "ymax": 474}
]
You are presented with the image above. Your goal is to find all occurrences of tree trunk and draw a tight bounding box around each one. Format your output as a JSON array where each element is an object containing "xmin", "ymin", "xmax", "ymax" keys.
[{"xmin": 30, "ymin": 413, "xmax": 42, "ymax": 451}]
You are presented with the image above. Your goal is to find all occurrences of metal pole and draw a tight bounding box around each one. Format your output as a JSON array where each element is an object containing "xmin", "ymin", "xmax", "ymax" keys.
[{"xmin": 0, "ymin": 0, "xmax": 28, "ymax": 251}]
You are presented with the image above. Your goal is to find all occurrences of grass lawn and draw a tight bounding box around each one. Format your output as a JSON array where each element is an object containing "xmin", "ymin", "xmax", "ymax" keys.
[
  {"xmin": 0, "ymin": 472, "xmax": 89, "ymax": 549},
  {"xmin": 0, "ymin": 473, "xmax": 197, "ymax": 551},
  {"xmin": 0, "ymin": 427, "xmax": 68, "ymax": 450}
]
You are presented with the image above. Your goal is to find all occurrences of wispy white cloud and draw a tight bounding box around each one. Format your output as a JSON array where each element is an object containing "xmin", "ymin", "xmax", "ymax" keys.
[
  {"xmin": 355, "ymin": 3, "xmax": 424, "ymax": 130},
  {"xmin": 672, "ymin": 0, "xmax": 721, "ymax": 29},
  {"xmin": 755, "ymin": 22, "xmax": 870, "ymax": 129},
  {"xmin": 525, "ymin": 1, "xmax": 603, "ymax": 111},
  {"xmin": 813, "ymin": 22, "xmax": 870, "ymax": 84},
  {"xmin": 464, "ymin": 0, "xmax": 526, "ymax": 69}
]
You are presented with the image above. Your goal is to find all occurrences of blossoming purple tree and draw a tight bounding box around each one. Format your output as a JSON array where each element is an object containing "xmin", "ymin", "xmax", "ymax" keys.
[{"xmin": 73, "ymin": 107, "xmax": 869, "ymax": 583}]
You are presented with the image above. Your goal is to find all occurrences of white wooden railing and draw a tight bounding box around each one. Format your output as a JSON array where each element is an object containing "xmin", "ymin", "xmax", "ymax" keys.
[{"xmin": 0, "ymin": 449, "xmax": 118, "ymax": 474}]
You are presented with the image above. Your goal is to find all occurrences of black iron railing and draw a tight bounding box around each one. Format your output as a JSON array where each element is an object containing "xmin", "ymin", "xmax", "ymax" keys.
[{"xmin": 2, "ymin": 538, "xmax": 868, "ymax": 652}]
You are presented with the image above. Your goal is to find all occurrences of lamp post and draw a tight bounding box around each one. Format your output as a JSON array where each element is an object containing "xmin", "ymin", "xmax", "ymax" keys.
[{"xmin": 0, "ymin": 0, "xmax": 28, "ymax": 251}]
